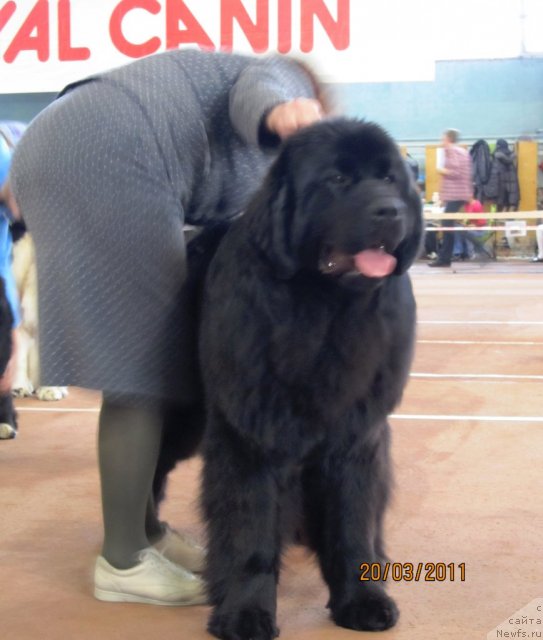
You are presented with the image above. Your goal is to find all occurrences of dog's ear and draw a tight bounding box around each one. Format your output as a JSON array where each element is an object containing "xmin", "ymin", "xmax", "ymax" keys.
[
  {"xmin": 394, "ymin": 164, "xmax": 424, "ymax": 275},
  {"xmin": 249, "ymin": 150, "xmax": 299, "ymax": 279}
]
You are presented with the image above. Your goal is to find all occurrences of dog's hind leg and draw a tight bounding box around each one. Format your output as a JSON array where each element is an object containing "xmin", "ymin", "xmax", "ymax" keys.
[
  {"xmin": 144, "ymin": 402, "xmax": 207, "ymax": 573},
  {"xmin": 303, "ymin": 419, "xmax": 398, "ymax": 633},
  {"xmin": 202, "ymin": 411, "xmax": 281, "ymax": 640},
  {"xmin": 147, "ymin": 402, "xmax": 206, "ymax": 538}
]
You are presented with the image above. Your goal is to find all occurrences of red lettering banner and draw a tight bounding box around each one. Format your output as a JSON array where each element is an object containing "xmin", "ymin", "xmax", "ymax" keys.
[{"xmin": 0, "ymin": 0, "xmax": 434, "ymax": 93}]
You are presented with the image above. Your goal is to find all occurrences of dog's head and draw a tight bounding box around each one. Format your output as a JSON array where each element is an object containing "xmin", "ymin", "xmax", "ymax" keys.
[{"xmin": 248, "ymin": 119, "xmax": 423, "ymax": 288}]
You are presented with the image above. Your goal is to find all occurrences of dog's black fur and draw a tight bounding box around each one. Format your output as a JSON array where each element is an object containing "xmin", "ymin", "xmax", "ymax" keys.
[
  {"xmin": 197, "ymin": 119, "xmax": 423, "ymax": 639},
  {"xmin": 0, "ymin": 277, "xmax": 17, "ymax": 433},
  {"xmin": 150, "ymin": 225, "xmax": 228, "ymax": 513}
]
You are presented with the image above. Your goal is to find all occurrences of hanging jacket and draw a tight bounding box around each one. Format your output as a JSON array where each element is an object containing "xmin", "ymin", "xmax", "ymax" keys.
[
  {"xmin": 485, "ymin": 139, "xmax": 520, "ymax": 207},
  {"xmin": 470, "ymin": 139, "xmax": 492, "ymax": 202}
]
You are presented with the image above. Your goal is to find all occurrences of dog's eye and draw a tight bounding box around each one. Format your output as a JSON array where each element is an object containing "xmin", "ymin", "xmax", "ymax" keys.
[
  {"xmin": 330, "ymin": 174, "xmax": 350, "ymax": 185},
  {"xmin": 383, "ymin": 175, "xmax": 396, "ymax": 184}
]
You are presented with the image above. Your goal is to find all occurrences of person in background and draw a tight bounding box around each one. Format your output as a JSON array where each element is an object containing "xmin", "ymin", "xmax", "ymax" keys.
[
  {"xmin": 452, "ymin": 197, "xmax": 486, "ymax": 260},
  {"xmin": 0, "ymin": 126, "xmax": 22, "ymax": 439},
  {"xmin": 429, "ymin": 128, "xmax": 473, "ymax": 267},
  {"xmin": 10, "ymin": 49, "xmax": 326, "ymax": 606}
]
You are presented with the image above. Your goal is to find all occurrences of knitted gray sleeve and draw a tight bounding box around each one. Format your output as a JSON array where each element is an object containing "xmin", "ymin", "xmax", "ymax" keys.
[{"xmin": 228, "ymin": 56, "xmax": 316, "ymax": 148}]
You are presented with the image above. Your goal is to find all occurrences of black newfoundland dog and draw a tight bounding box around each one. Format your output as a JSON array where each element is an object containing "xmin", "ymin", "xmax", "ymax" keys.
[{"xmin": 196, "ymin": 119, "xmax": 423, "ymax": 639}]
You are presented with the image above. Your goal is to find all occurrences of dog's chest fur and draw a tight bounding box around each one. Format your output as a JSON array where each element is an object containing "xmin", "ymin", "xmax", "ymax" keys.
[
  {"xmin": 202, "ymin": 247, "xmax": 415, "ymax": 455},
  {"xmin": 269, "ymin": 275, "xmax": 414, "ymax": 416}
]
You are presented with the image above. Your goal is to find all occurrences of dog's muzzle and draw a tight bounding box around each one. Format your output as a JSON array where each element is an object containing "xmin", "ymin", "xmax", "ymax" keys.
[{"xmin": 320, "ymin": 246, "xmax": 397, "ymax": 279}]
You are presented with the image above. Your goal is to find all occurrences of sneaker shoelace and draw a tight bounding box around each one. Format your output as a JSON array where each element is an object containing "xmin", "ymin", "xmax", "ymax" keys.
[{"xmin": 137, "ymin": 548, "xmax": 198, "ymax": 581}]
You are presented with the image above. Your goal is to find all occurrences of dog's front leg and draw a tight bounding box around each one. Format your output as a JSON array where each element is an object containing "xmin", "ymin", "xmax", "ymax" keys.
[
  {"xmin": 202, "ymin": 414, "xmax": 281, "ymax": 640},
  {"xmin": 306, "ymin": 419, "xmax": 398, "ymax": 632},
  {"xmin": 12, "ymin": 329, "xmax": 33, "ymax": 397}
]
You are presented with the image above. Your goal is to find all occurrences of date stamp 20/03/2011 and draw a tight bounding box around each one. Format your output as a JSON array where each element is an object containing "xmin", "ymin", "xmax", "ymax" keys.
[{"xmin": 360, "ymin": 562, "xmax": 466, "ymax": 583}]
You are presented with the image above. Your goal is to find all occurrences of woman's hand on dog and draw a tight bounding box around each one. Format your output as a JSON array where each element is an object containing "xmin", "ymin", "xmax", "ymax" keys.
[{"xmin": 266, "ymin": 98, "xmax": 323, "ymax": 139}]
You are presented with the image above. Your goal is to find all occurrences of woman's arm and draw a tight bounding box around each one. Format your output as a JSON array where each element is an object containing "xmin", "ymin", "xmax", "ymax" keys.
[
  {"xmin": 229, "ymin": 56, "xmax": 324, "ymax": 148},
  {"xmin": 265, "ymin": 98, "xmax": 322, "ymax": 140}
]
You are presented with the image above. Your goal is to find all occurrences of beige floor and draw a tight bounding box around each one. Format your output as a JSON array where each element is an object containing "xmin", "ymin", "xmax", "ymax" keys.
[{"xmin": 2, "ymin": 262, "xmax": 543, "ymax": 639}]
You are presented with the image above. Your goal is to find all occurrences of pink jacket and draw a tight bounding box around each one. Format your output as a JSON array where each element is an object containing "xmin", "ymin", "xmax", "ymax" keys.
[{"xmin": 440, "ymin": 146, "xmax": 473, "ymax": 202}]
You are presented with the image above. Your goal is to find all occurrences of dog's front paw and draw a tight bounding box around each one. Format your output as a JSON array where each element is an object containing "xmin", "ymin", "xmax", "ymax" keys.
[
  {"xmin": 36, "ymin": 386, "xmax": 69, "ymax": 401},
  {"xmin": 331, "ymin": 586, "xmax": 399, "ymax": 632},
  {"xmin": 208, "ymin": 607, "xmax": 279, "ymax": 640},
  {"xmin": 12, "ymin": 384, "xmax": 34, "ymax": 398}
]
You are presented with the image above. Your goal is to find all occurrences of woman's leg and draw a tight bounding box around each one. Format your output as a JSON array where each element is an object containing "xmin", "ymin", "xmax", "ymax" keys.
[
  {"xmin": 98, "ymin": 394, "xmax": 163, "ymax": 569},
  {"xmin": 95, "ymin": 393, "xmax": 207, "ymax": 605},
  {"xmin": 430, "ymin": 201, "xmax": 466, "ymax": 266}
]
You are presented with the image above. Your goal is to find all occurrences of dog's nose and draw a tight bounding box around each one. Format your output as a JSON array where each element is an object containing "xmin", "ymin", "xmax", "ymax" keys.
[
  {"xmin": 370, "ymin": 198, "xmax": 407, "ymax": 220},
  {"xmin": 374, "ymin": 206, "xmax": 399, "ymax": 219}
]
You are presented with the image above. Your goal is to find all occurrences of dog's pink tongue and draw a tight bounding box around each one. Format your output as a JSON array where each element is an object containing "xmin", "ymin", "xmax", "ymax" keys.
[{"xmin": 353, "ymin": 249, "xmax": 397, "ymax": 278}]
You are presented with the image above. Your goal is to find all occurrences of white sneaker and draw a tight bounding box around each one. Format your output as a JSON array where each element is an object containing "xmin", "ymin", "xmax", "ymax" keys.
[
  {"xmin": 0, "ymin": 423, "xmax": 16, "ymax": 439},
  {"xmin": 153, "ymin": 525, "xmax": 206, "ymax": 573},
  {"xmin": 94, "ymin": 548, "xmax": 207, "ymax": 606}
]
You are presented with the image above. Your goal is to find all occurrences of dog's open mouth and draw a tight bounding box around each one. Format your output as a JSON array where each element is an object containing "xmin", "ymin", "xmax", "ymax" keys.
[{"xmin": 320, "ymin": 246, "xmax": 397, "ymax": 279}]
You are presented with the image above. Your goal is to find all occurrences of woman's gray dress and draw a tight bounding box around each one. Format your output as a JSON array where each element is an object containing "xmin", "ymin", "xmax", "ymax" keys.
[{"xmin": 10, "ymin": 50, "xmax": 314, "ymax": 403}]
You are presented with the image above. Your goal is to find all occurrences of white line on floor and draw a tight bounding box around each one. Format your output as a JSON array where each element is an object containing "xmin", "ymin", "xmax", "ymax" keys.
[
  {"xmin": 391, "ymin": 414, "xmax": 543, "ymax": 422},
  {"xmin": 419, "ymin": 320, "xmax": 543, "ymax": 325},
  {"xmin": 418, "ymin": 340, "xmax": 542, "ymax": 345},
  {"xmin": 16, "ymin": 407, "xmax": 100, "ymax": 413},
  {"xmin": 15, "ymin": 406, "xmax": 543, "ymax": 424},
  {"xmin": 411, "ymin": 372, "xmax": 543, "ymax": 380}
]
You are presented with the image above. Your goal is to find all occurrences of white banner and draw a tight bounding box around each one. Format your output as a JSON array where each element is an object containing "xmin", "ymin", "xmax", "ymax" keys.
[{"xmin": 0, "ymin": 0, "xmax": 435, "ymax": 93}]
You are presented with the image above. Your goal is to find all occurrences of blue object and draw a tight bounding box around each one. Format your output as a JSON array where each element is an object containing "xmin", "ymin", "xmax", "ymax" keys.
[
  {"xmin": 0, "ymin": 209, "xmax": 20, "ymax": 327},
  {"xmin": 0, "ymin": 120, "xmax": 26, "ymax": 187},
  {"xmin": 0, "ymin": 121, "xmax": 26, "ymax": 328},
  {"xmin": 0, "ymin": 135, "xmax": 10, "ymax": 187}
]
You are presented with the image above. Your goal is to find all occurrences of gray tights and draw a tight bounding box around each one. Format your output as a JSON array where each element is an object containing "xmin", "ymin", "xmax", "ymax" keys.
[{"xmin": 98, "ymin": 395, "xmax": 165, "ymax": 569}]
